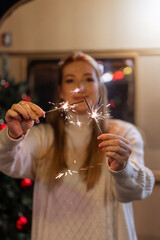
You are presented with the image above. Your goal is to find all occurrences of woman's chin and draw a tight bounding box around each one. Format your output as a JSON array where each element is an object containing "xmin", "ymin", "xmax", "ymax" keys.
[{"xmin": 73, "ymin": 106, "xmax": 88, "ymax": 115}]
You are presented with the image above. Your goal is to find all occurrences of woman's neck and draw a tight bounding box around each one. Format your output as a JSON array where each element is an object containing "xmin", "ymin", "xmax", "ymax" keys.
[{"xmin": 67, "ymin": 111, "xmax": 90, "ymax": 126}]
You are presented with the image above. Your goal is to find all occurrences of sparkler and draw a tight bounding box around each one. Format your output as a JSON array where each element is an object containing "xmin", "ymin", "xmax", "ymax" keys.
[
  {"xmin": 83, "ymin": 96, "xmax": 103, "ymax": 134},
  {"xmin": 45, "ymin": 100, "xmax": 84, "ymax": 114},
  {"xmin": 46, "ymin": 87, "xmax": 111, "ymax": 180}
]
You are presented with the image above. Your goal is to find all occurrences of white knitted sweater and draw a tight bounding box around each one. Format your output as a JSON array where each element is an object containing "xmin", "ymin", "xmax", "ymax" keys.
[{"xmin": 0, "ymin": 119, "xmax": 155, "ymax": 240}]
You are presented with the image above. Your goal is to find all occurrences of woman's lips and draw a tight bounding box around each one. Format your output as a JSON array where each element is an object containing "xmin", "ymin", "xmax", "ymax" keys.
[{"xmin": 73, "ymin": 96, "xmax": 86, "ymax": 102}]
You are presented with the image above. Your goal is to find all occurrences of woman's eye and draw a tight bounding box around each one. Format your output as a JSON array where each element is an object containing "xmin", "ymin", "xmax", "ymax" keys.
[
  {"xmin": 65, "ymin": 79, "xmax": 74, "ymax": 83},
  {"xmin": 86, "ymin": 78, "xmax": 94, "ymax": 82}
]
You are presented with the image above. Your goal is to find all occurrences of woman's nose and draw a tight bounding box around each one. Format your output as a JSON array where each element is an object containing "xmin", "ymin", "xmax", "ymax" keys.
[{"xmin": 77, "ymin": 82, "xmax": 85, "ymax": 92}]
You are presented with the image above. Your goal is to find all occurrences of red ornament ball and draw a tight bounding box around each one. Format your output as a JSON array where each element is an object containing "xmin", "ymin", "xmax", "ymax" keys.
[
  {"xmin": 21, "ymin": 94, "xmax": 31, "ymax": 102},
  {"xmin": 0, "ymin": 123, "xmax": 6, "ymax": 130},
  {"xmin": 4, "ymin": 82, "xmax": 9, "ymax": 88},
  {"xmin": 20, "ymin": 178, "xmax": 32, "ymax": 189},
  {"xmin": 16, "ymin": 216, "xmax": 28, "ymax": 230}
]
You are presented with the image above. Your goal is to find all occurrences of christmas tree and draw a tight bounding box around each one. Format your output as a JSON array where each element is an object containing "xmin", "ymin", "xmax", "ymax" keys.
[{"xmin": 0, "ymin": 53, "xmax": 33, "ymax": 240}]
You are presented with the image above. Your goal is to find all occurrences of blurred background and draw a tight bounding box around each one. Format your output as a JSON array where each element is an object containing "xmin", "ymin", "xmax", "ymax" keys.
[{"xmin": 0, "ymin": 0, "xmax": 160, "ymax": 239}]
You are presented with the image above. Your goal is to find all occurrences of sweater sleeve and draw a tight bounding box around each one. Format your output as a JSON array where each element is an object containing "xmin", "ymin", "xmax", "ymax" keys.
[
  {"xmin": 0, "ymin": 124, "xmax": 53, "ymax": 180},
  {"xmin": 108, "ymin": 120, "xmax": 155, "ymax": 203}
]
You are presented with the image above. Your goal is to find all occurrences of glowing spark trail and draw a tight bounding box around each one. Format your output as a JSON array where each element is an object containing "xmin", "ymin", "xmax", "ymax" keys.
[
  {"xmin": 76, "ymin": 116, "xmax": 82, "ymax": 127},
  {"xmin": 47, "ymin": 88, "xmax": 111, "ymax": 180},
  {"xmin": 83, "ymin": 97, "xmax": 103, "ymax": 134},
  {"xmin": 46, "ymin": 100, "xmax": 84, "ymax": 114},
  {"xmin": 55, "ymin": 170, "xmax": 78, "ymax": 179},
  {"xmin": 54, "ymin": 163, "xmax": 104, "ymax": 180}
]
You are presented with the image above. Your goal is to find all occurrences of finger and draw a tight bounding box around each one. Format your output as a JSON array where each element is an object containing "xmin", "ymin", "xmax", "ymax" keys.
[
  {"xmin": 5, "ymin": 109, "xmax": 22, "ymax": 122},
  {"xmin": 100, "ymin": 143, "xmax": 132, "ymax": 162},
  {"xmin": 11, "ymin": 104, "xmax": 30, "ymax": 120},
  {"xmin": 97, "ymin": 133, "xmax": 130, "ymax": 145},
  {"xmin": 108, "ymin": 157, "xmax": 125, "ymax": 171},
  {"xmin": 98, "ymin": 139, "xmax": 132, "ymax": 153},
  {"xmin": 18, "ymin": 102, "xmax": 45, "ymax": 122},
  {"xmin": 101, "ymin": 145, "xmax": 128, "ymax": 156},
  {"xmin": 106, "ymin": 151, "xmax": 126, "ymax": 166},
  {"xmin": 108, "ymin": 157, "xmax": 114, "ymax": 166},
  {"xmin": 19, "ymin": 103, "xmax": 40, "ymax": 122},
  {"xmin": 26, "ymin": 102, "xmax": 45, "ymax": 118}
]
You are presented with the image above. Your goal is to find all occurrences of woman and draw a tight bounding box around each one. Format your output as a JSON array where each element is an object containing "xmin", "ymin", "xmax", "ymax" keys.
[{"xmin": 0, "ymin": 51, "xmax": 155, "ymax": 240}]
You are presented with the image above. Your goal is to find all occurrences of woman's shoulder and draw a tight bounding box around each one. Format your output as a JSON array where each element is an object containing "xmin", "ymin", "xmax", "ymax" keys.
[
  {"xmin": 108, "ymin": 118, "xmax": 142, "ymax": 140},
  {"xmin": 109, "ymin": 118, "xmax": 134, "ymax": 129}
]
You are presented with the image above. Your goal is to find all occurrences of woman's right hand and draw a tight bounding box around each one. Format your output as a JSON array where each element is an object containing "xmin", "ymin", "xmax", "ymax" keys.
[{"xmin": 5, "ymin": 101, "xmax": 45, "ymax": 139}]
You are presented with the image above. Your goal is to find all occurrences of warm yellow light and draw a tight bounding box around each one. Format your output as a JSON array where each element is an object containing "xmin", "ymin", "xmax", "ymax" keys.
[{"xmin": 123, "ymin": 66, "xmax": 132, "ymax": 75}]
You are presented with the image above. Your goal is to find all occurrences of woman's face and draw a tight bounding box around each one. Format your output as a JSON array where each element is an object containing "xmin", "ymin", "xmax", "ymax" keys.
[{"xmin": 59, "ymin": 61, "xmax": 100, "ymax": 114}]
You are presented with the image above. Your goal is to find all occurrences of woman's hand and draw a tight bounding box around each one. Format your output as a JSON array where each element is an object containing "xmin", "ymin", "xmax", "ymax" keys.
[
  {"xmin": 97, "ymin": 134, "xmax": 132, "ymax": 171},
  {"xmin": 5, "ymin": 101, "xmax": 45, "ymax": 139}
]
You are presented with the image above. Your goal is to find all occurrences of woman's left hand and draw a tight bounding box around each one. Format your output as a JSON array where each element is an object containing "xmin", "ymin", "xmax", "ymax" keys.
[{"xmin": 97, "ymin": 134, "xmax": 132, "ymax": 171}]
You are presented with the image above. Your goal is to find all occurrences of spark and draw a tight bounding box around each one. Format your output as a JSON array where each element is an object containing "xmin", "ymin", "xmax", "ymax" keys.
[
  {"xmin": 77, "ymin": 120, "xmax": 82, "ymax": 127},
  {"xmin": 55, "ymin": 169, "xmax": 78, "ymax": 179},
  {"xmin": 83, "ymin": 96, "xmax": 103, "ymax": 134},
  {"xmin": 83, "ymin": 97, "xmax": 111, "ymax": 134},
  {"xmin": 55, "ymin": 172, "xmax": 64, "ymax": 179},
  {"xmin": 46, "ymin": 100, "xmax": 84, "ymax": 114},
  {"xmin": 76, "ymin": 116, "xmax": 82, "ymax": 127},
  {"xmin": 55, "ymin": 162, "xmax": 104, "ymax": 179},
  {"xmin": 91, "ymin": 110, "xmax": 99, "ymax": 119},
  {"xmin": 71, "ymin": 86, "xmax": 85, "ymax": 94},
  {"xmin": 88, "ymin": 105, "xmax": 107, "ymax": 121},
  {"xmin": 62, "ymin": 101, "xmax": 70, "ymax": 110},
  {"xmin": 71, "ymin": 88, "xmax": 81, "ymax": 94},
  {"xmin": 69, "ymin": 120, "xmax": 75, "ymax": 125}
]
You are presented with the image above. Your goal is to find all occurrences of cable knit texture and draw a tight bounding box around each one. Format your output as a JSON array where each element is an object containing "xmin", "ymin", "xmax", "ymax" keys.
[{"xmin": 0, "ymin": 119, "xmax": 155, "ymax": 240}]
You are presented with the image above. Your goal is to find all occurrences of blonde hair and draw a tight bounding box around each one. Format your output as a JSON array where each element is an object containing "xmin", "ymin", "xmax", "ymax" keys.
[{"xmin": 46, "ymin": 51, "xmax": 109, "ymax": 190}]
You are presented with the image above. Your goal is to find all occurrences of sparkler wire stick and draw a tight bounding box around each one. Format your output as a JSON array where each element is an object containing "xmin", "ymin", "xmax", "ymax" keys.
[
  {"xmin": 83, "ymin": 97, "xmax": 103, "ymax": 134},
  {"xmin": 45, "ymin": 100, "xmax": 84, "ymax": 114}
]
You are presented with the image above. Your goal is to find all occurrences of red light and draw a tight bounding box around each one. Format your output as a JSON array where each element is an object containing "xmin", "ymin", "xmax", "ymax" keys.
[
  {"xmin": 16, "ymin": 216, "xmax": 28, "ymax": 230},
  {"xmin": 113, "ymin": 71, "xmax": 124, "ymax": 81}
]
